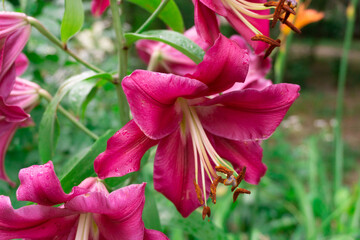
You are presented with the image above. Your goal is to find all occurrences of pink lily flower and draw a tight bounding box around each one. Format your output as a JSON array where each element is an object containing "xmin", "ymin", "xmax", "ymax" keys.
[
  {"xmin": 0, "ymin": 161, "xmax": 168, "ymax": 240},
  {"xmin": 0, "ymin": 55, "xmax": 40, "ymax": 186},
  {"xmin": 193, "ymin": 0, "xmax": 298, "ymax": 54},
  {"xmin": 95, "ymin": 35, "xmax": 300, "ymax": 217},
  {"xmin": 91, "ymin": 0, "xmax": 110, "ymax": 17},
  {"xmin": 0, "ymin": 12, "xmax": 31, "ymax": 98},
  {"xmin": 136, "ymin": 27, "xmax": 211, "ymax": 75}
]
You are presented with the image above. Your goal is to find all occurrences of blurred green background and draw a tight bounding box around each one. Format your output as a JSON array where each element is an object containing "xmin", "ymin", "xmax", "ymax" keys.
[{"xmin": 1, "ymin": 0, "xmax": 360, "ymax": 239}]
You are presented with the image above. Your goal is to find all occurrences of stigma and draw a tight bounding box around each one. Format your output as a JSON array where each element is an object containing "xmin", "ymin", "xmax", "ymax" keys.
[
  {"xmin": 220, "ymin": 0, "xmax": 301, "ymax": 57},
  {"xmin": 180, "ymin": 99, "xmax": 250, "ymax": 220}
]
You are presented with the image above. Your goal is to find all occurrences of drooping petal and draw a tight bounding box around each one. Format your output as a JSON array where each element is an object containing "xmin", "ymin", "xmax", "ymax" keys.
[
  {"xmin": 211, "ymin": 135, "xmax": 266, "ymax": 184},
  {"xmin": 91, "ymin": 0, "xmax": 110, "ymax": 17},
  {"xmin": 122, "ymin": 70, "xmax": 208, "ymax": 139},
  {"xmin": 0, "ymin": 122, "xmax": 18, "ymax": 186},
  {"xmin": 0, "ymin": 63, "xmax": 16, "ymax": 99},
  {"xmin": 154, "ymin": 128, "xmax": 203, "ymax": 217},
  {"xmin": 186, "ymin": 34, "xmax": 250, "ymax": 94},
  {"xmin": 194, "ymin": 0, "xmax": 220, "ymax": 44},
  {"xmin": 0, "ymin": 96, "xmax": 29, "ymax": 122},
  {"xmin": 196, "ymin": 84, "xmax": 300, "ymax": 141},
  {"xmin": 66, "ymin": 183, "xmax": 149, "ymax": 240},
  {"xmin": 17, "ymin": 161, "xmax": 89, "ymax": 206},
  {"xmin": 0, "ymin": 195, "xmax": 78, "ymax": 239},
  {"xmin": 94, "ymin": 120, "xmax": 158, "ymax": 179},
  {"xmin": 14, "ymin": 53, "xmax": 28, "ymax": 76},
  {"xmin": 144, "ymin": 229, "xmax": 169, "ymax": 240}
]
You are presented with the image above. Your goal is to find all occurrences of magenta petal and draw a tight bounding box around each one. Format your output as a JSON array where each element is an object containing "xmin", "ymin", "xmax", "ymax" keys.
[
  {"xmin": 0, "ymin": 195, "xmax": 78, "ymax": 239},
  {"xmin": 187, "ymin": 34, "xmax": 250, "ymax": 94},
  {"xmin": 0, "ymin": 96, "xmax": 29, "ymax": 122},
  {"xmin": 14, "ymin": 53, "xmax": 28, "ymax": 76},
  {"xmin": 94, "ymin": 120, "xmax": 158, "ymax": 179},
  {"xmin": 211, "ymin": 136, "xmax": 266, "ymax": 184},
  {"xmin": 199, "ymin": 0, "xmax": 228, "ymax": 16},
  {"xmin": 17, "ymin": 161, "xmax": 88, "ymax": 205},
  {"xmin": 91, "ymin": 0, "xmax": 110, "ymax": 17},
  {"xmin": 0, "ymin": 122, "xmax": 18, "ymax": 186},
  {"xmin": 66, "ymin": 183, "xmax": 147, "ymax": 240},
  {"xmin": 0, "ymin": 63, "xmax": 16, "ymax": 99},
  {"xmin": 194, "ymin": 0, "xmax": 220, "ymax": 45},
  {"xmin": 144, "ymin": 229, "xmax": 169, "ymax": 240},
  {"xmin": 122, "ymin": 70, "xmax": 207, "ymax": 139},
  {"xmin": 196, "ymin": 84, "xmax": 300, "ymax": 141},
  {"xmin": 154, "ymin": 128, "xmax": 202, "ymax": 217}
]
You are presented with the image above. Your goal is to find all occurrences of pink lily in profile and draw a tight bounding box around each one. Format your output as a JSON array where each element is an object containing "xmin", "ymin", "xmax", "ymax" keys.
[
  {"xmin": 0, "ymin": 12, "xmax": 31, "ymax": 98},
  {"xmin": 193, "ymin": 0, "xmax": 299, "ymax": 54},
  {"xmin": 95, "ymin": 35, "xmax": 300, "ymax": 218},
  {"xmin": 0, "ymin": 55, "xmax": 40, "ymax": 186},
  {"xmin": 91, "ymin": 0, "xmax": 110, "ymax": 17},
  {"xmin": 0, "ymin": 161, "xmax": 168, "ymax": 240},
  {"xmin": 136, "ymin": 27, "xmax": 210, "ymax": 75}
]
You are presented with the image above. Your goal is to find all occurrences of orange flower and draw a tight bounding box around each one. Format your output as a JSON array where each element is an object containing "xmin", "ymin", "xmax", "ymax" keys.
[{"xmin": 282, "ymin": 3, "xmax": 324, "ymax": 35}]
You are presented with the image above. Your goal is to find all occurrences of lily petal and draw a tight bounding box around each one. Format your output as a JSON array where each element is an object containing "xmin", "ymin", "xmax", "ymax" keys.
[
  {"xmin": 154, "ymin": 128, "xmax": 204, "ymax": 217},
  {"xmin": 194, "ymin": 0, "xmax": 220, "ymax": 44},
  {"xmin": 211, "ymin": 135, "xmax": 266, "ymax": 184},
  {"xmin": 0, "ymin": 195, "xmax": 78, "ymax": 239},
  {"xmin": 0, "ymin": 96, "xmax": 29, "ymax": 122},
  {"xmin": 66, "ymin": 183, "xmax": 149, "ymax": 240},
  {"xmin": 186, "ymin": 34, "xmax": 249, "ymax": 94},
  {"xmin": 91, "ymin": 0, "xmax": 110, "ymax": 17},
  {"xmin": 17, "ymin": 161, "xmax": 88, "ymax": 205},
  {"xmin": 196, "ymin": 84, "xmax": 300, "ymax": 141},
  {"xmin": 0, "ymin": 63, "xmax": 16, "ymax": 99},
  {"xmin": 0, "ymin": 122, "xmax": 18, "ymax": 186},
  {"xmin": 14, "ymin": 53, "xmax": 28, "ymax": 76},
  {"xmin": 94, "ymin": 120, "xmax": 158, "ymax": 179},
  {"xmin": 122, "ymin": 70, "xmax": 207, "ymax": 139}
]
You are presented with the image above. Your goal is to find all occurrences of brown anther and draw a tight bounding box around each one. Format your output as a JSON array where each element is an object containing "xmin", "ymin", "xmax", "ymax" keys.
[
  {"xmin": 264, "ymin": 2, "xmax": 296, "ymax": 15},
  {"xmin": 271, "ymin": 0, "xmax": 286, "ymax": 28},
  {"xmin": 251, "ymin": 35, "xmax": 281, "ymax": 47},
  {"xmin": 282, "ymin": 4, "xmax": 296, "ymax": 15},
  {"xmin": 193, "ymin": 180, "xmax": 204, "ymax": 205},
  {"xmin": 202, "ymin": 206, "xmax": 211, "ymax": 220},
  {"xmin": 210, "ymin": 176, "xmax": 223, "ymax": 204},
  {"xmin": 233, "ymin": 188, "xmax": 251, "ymax": 202},
  {"xmin": 279, "ymin": 17, "xmax": 302, "ymax": 34},
  {"xmin": 231, "ymin": 167, "xmax": 247, "ymax": 192},
  {"xmin": 264, "ymin": 39, "xmax": 281, "ymax": 58},
  {"xmin": 215, "ymin": 165, "xmax": 233, "ymax": 178},
  {"xmin": 283, "ymin": 11, "xmax": 291, "ymax": 22}
]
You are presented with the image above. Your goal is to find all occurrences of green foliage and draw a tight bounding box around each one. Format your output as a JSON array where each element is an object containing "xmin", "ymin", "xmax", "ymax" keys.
[
  {"xmin": 60, "ymin": 0, "xmax": 84, "ymax": 43},
  {"xmin": 127, "ymin": 0, "xmax": 184, "ymax": 32},
  {"xmin": 125, "ymin": 30, "xmax": 205, "ymax": 64}
]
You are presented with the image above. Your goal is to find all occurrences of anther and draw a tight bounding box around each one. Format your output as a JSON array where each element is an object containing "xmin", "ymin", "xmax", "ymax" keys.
[
  {"xmin": 215, "ymin": 165, "xmax": 233, "ymax": 178},
  {"xmin": 279, "ymin": 17, "xmax": 302, "ymax": 34},
  {"xmin": 264, "ymin": 1, "xmax": 296, "ymax": 15},
  {"xmin": 264, "ymin": 39, "xmax": 281, "ymax": 58},
  {"xmin": 251, "ymin": 35, "xmax": 281, "ymax": 47},
  {"xmin": 231, "ymin": 167, "xmax": 247, "ymax": 192},
  {"xmin": 193, "ymin": 180, "xmax": 204, "ymax": 205},
  {"xmin": 271, "ymin": 0, "xmax": 286, "ymax": 28},
  {"xmin": 210, "ymin": 176, "xmax": 223, "ymax": 204},
  {"xmin": 202, "ymin": 206, "xmax": 211, "ymax": 220},
  {"xmin": 233, "ymin": 188, "xmax": 251, "ymax": 202}
]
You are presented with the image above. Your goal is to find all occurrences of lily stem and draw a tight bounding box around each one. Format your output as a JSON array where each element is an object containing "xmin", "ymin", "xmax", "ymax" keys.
[
  {"xmin": 135, "ymin": 0, "xmax": 171, "ymax": 34},
  {"xmin": 39, "ymin": 89, "xmax": 99, "ymax": 140},
  {"xmin": 334, "ymin": 0, "xmax": 358, "ymax": 194},
  {"xmin": 110, "ymin": 0, "xmax": 130, "ymax": 127},
  {"xmin": 27, "ymin": 16, "xmax": 103, "ymax": 73}
]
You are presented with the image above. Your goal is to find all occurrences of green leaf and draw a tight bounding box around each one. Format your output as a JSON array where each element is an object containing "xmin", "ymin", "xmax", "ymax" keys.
[
  {"xmin": 125, "ymin": 30, "xmax": 204, "ymax": 64},
  {"xmin": 127, "ymin": 0, "xmax": 184, "ymax": 32},
  {"xmin": 39, "ymin": 72, "xmax": 112, "ymax": 163},
  {"xmin": 60, "ymin": 0, "xmax": 84, "ymax": 43},
  {"xmin": 60, "ymin": 130, "xmax": 116, "ymax": 193},
  {"xmin": 142, "ymin": 186, "xmax": 161, "ymax": 231}
]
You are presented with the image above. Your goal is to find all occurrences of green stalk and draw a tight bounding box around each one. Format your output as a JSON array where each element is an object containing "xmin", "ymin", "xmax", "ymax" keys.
[
  {"xmin": 334, "ymin": 0, "xmax": 358, "ymax": 193},
  {"xmin": 39, "ymin": 89, "xmax": 99, "ymax": 140},
  {"xmin": 274, "ymin": 31, "xmax": 294, "ymax": 84},
  {"xmin": 109, "ymin": 0, "xmax": 130, "ymax": 126},
  {"xmin": 135, "ymin": 0, "xmax": 171, "ymax": 34},
  {"xmin": 27, "ymin": 17, "xmax": 103, "ymax": 73}
]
